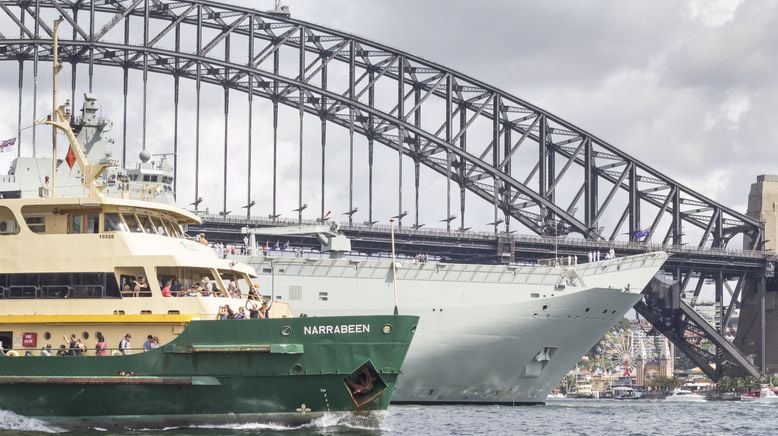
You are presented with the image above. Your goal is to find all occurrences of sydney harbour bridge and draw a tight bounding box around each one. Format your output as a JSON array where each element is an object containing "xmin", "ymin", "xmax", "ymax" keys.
[{"xmin": 0, "ymin": 0, "xmax": 775, "ymax": 380}]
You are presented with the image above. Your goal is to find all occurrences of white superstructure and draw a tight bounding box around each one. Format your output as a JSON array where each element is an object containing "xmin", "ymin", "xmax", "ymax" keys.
[{"xmin": 234, "ymin": 250, "xmax": 668, "ymax": 404}]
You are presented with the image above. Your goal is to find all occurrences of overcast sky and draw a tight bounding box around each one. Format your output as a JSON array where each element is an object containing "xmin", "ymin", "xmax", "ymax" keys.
[
  {"xmin": 267, "ymin": 0, "xmax": 778, "ymax": 213},
  {"xmin": 1, "ymin": 0, "xmax": 775, "ymax": 231}
]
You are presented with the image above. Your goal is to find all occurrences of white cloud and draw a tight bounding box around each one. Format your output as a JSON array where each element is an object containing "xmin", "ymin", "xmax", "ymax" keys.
[
  {"xmin": 704, "ymin": 92, "xmax": 751, "ymax": 129},
  {"xmin": 687, "ymin": 0, "xmax": 745, "ymax": 27}
]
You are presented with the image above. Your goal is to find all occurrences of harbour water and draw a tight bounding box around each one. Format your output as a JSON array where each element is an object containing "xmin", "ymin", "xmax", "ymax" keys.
[{"xmin": 1, "ymin": 400, "xmax": 776, "ymax": 435}]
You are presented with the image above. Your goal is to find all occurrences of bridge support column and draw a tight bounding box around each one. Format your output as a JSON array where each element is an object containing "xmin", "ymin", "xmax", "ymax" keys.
[{"xmin": 735, "ymin": 175, "xmax": 778, "ymax": 373}]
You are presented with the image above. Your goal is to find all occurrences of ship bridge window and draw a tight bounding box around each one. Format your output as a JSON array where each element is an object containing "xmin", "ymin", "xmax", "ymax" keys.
[
  {"xmin": 104, "ymin": 213, "xmax": 128, "ymax": 232},
  {"xmin": 137, "ymin": 214, "xmax": 157, "ymax": 234},
  {"xmin": 68, "ymin": 213, "xmax": 100, "ymax": 233},
  {"xmin": 162, "ymin": 218, "xmax": 182, "ymax": 238},
  {"xmin": 150, "ymin": 216, "xmax": 168, "ymax": 236},
  {"xmin": 122, "ymin": 213, "xmax": 144, "ymax": 233},
  {"xmin": 0, "ymin": 206, "xmax": 19, "ymax": 235}
]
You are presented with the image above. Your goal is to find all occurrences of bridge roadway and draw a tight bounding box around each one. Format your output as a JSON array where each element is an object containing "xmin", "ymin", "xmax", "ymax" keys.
[{"xmin": 191, "ymin": 215, "xmax": 774, "ymax": 276}]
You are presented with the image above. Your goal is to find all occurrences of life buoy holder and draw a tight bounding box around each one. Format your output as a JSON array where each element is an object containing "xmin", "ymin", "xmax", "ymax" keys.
[{"xmin": 5, "ymin": 350, "xmax": 19, "ymax": 357}]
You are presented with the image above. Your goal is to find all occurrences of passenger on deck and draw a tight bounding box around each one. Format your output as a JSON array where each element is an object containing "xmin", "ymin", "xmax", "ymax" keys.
[
  {"xmin": 218, "ymin": 305, "xmax": 229, "ymax": 320},
  {"xmin": 76, "ymin": 339, "xmax": 86, "ymax": 355},
  {"xmin": 56, "ymin": 345, "xmax": 68, "ymax": 357},
  {"xmin": 171, "ymin": 276, "xmax": 181, "ymax": 294},
  {"xmin": 161, "ymin": 281, "xmax": 172, "ymax": 297},
  {"xmin": 187, "ymin": 284, "xmax": 202, "ymax": 297},
  {"xmin": 119, "ymin": 334, "xmax": 132, "ymax": 355},
  {"xmin": 95, "ymin": 334, "xmax": 107, "ymax": 356},
  {"xmin": 198, "ymin": 233, "xmax": 209, "ymax": 245},
  {"xmin": 134, "ymin": 277, "xmax": 149, "ymax": 293},
  {"xmin": 64, "ymin": 334, "xmax": 78, "ymax": 356},
  {"xmin": 40, "ymin": 345, "xmax": 52, "ymax": 356},
  {"xmin": 234, "ymin": 307, "xmax": 246, "ymax": 320},
  {"xmin": 143, "ymin": 335, "xmax": 153, "ymax": 352},
  {"xmin": 150, "ymin": 337, "xmax": 160, "ymax": 349},
  {"xmin": 246, "ymin": 290, "xmax": 260, "ymax": 319},
  {"xmin": 227, "ymin": 278, "xmax": 238, "ymax": 296},
  {"xmin": 258, "ymin": 300, "xmax": 272, "ymax": 319}
]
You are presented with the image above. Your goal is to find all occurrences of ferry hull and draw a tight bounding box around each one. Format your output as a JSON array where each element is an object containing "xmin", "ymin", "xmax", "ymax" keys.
[
  {"xmin": 0, "ymin": 315, "xmax": 417, "ymax": 428},
  {"xmin": 242, "ymin": 251, "xmax": 668, "ymax": 404}
]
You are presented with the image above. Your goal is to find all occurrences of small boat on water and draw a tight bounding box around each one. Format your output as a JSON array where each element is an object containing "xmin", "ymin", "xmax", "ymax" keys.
[
  {"xmin": 612, "ymin": 386, "xmax": 641, "ymax": 400},
  {"xmin": 546, "ymin": 392, "xmax": 566, "ymax": 400},
  {"xmin": 0, "ymin": 21, "xmax": 418, "ymax": 429},
  {"xmin": 740, "ymin": 385, "xmax": 778, "ymax": 403},
  {"xmin": 664, "ymin": 389, "xmax": 707, "ymax": 402}
]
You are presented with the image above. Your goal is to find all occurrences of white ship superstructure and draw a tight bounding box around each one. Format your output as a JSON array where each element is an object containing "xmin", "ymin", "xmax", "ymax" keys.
[{"xmin": 237, "ymin": 251, "xmax": 668, "ymax": 404}]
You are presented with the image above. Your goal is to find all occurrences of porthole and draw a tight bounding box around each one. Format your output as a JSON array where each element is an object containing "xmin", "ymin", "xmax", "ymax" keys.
[
  {"xmin": 542, "ymin": 305, "xmax": 548, "ymax": 310},
  {"xmin": 44, "ymin": 332, "xmax": 51, "ymax": 340},
  {"xmin": 281, "ymin": 326, "xmax": 292, "ymax": 336},
  {"xmin": 292, "ymin": 363, "xmax": 303, "ymax": 375},
  {"xmin": 585, "ymin": 307, "xmax": 590, "ymax": 312},
  {"xmin": 411, "ymin": 325, "xmax": 417, "ymax": 334},
  {"xmin": 382, "ymin": 324, "xmax": 393, "ymax": 334},
  {"xmin": 82, "ymin": 331, "xmax": 90, "ymax": 340}
]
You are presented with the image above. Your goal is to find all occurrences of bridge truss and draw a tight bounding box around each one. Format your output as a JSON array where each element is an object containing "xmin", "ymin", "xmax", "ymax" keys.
[{"xmin": 0, "ymin": 0, "xmax": 773, "ymax": 379}]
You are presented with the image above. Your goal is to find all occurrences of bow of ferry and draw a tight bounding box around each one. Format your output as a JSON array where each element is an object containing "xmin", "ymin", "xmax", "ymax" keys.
[{"xmin": 0, "ymin": 315, "xmax": 418, "ymax": 428}]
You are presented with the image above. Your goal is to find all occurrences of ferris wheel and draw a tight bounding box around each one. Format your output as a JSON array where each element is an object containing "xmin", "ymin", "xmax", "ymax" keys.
[{"xmin": 597, "ymin": 329, "xmax": 639, "ymax": 376}]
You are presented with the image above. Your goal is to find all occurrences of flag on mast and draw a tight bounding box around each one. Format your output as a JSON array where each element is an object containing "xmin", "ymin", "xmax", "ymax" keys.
[{"xmin": 0, "ymin": 137, "xmax": 16, "ymax": 153}]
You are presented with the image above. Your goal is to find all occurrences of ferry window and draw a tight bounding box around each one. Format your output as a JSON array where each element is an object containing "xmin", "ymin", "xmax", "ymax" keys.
[
  {"xmin": 68, "ymin": 214, "xmax": 84, "ymax": 233},
  {"xmin": 24, "ymin": 215, "xmax": 46, "ymax": 233},
  {"xmin": 143, "ymin": 175, "xmax": 150, "ymax": 182},
  {"xmin": 104, "ymin": 213, "xmax": 127, "ymax": 232},
  {"xmin": 118, "ymin": 269, "xmax": 152, "ymax": 297},
  {"xmin": 122, "ymin": 213, "xmax": 144, "ymax": 233},
  {"xmin": 158, "ymin": 267, "xmax": 223, "ymax": 296},
  {"xmin": 219, "ymin": 270, "xmax": 251, "ymax": 293},
  {"xmin": 86, "ymin": 214, "xmax": 100, "ymax": 233},
  {"xmin": 0, "ymin": 206, "xmax": 19, "ymax": 235},
  {"xmin": 138, "ymin": 215, "xmax": 156, "ymax": 234},
  {"xmin": 150, "ymin": 216, "xmax": 168, "ymax": 236},
  {"xmin": 0, "ymin": 272, "xmax": 121, "ymax": 299}
]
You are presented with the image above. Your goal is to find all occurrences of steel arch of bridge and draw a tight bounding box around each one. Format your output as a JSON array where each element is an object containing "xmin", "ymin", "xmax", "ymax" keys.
[{"xmin": 0, "ymin": 0, "xmax": 763, "ymax": 249}]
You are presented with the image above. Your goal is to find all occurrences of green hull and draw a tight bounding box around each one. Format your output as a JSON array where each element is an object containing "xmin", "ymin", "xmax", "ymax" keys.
[{"xmin": 0, "ymin": 315, "xmax": 418, "ymax": 428}]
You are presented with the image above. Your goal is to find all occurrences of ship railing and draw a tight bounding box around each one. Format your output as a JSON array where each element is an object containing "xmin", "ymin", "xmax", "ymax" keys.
[{"xmin": 201, "ymin": 214, "xmax": 769, "ymax": 261}]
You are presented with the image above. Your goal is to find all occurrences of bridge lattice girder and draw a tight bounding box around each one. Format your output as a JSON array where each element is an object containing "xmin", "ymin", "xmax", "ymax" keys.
[{"xmin": 0, "ymin": 0, "xmax": 763, "ymax": 249}]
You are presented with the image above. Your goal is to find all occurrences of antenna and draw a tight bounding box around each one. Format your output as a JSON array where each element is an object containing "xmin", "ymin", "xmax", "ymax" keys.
[
  {"xmin": 50, "ymin": 16, "xmax": 64, "ymax": 195},
  {"xmin": 390, "ymin": 218, "xmax": 399, "ymax": 315}
]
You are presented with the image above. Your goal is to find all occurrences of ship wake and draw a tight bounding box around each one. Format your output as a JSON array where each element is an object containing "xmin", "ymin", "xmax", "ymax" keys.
[{"xmin": 0, "ymin": 409, "xmax": 65, "ymax": 433}]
